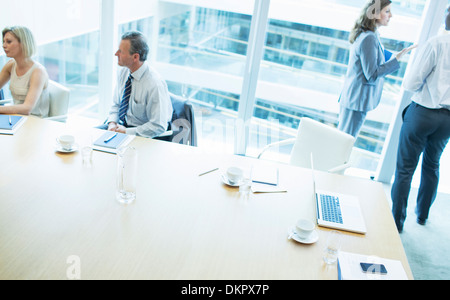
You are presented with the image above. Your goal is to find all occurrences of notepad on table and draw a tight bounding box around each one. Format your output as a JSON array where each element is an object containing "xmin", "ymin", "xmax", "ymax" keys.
[
  {"xmin": 252, "ymin": 165, "xmax": 279, "ymax": 186},
  {"xmin": 92, "ymin": 132, "xmax": 134, "ymax": 154},
  {"xmin": 250, "ymin": 165, "xmax": 287, "ymax": 193},
  {"xmin": 0, "ymin": 115, "xmax": 26, "ymax": 135}
]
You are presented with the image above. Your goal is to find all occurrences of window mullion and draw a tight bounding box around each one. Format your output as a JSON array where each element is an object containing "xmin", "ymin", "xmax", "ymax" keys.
[
  {"xmin": 98, "ymin": 0, "xmax": 118, "ymax": 121},
  {"xmin": 235, "ymin": 0, "xmax": 270, "ymax": 155}
]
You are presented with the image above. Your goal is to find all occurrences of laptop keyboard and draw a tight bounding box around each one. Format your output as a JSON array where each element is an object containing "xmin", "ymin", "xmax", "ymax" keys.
[{"xmin": 320, "ymin": 194, "xmax": 343, "ymax": 224}]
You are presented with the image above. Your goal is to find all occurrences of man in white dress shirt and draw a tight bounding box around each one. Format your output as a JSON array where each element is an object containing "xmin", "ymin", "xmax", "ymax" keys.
[
  {"xmin": 391, "ymin": 6, "xmax": 450, "ymax": 233},
  {"xmin": 105, "ymin": 31, "xmax": 172, "ymax": 138}
]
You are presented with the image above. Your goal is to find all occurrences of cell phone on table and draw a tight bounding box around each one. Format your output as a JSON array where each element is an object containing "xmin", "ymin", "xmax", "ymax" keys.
[{"xmin": 360, "ymin": 262, "xmax": 388, "ymax": 275}]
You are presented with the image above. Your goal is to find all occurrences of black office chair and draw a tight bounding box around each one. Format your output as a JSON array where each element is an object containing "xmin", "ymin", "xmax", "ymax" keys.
[{"xmin": 155, "ymin": 93, "xmax": 197, "ymax": 147}]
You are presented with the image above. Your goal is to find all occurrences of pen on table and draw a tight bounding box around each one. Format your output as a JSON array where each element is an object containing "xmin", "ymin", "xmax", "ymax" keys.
[
  {"xmin": 8, "ymin": 116, "xmax": 12, "ymax": 125},
  {"xmin": 104, "ymin": 132, "xmax": 117, "ymax": 143},
  {"xmin": 199, "ymin": 168, "xmax": 219, "ymax": 177}
]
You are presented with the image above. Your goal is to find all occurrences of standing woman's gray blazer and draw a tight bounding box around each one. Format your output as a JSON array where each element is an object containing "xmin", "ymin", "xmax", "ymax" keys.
[{"xmin": 339, "ymin": 30, "xmax": 400, "ymax": 112}]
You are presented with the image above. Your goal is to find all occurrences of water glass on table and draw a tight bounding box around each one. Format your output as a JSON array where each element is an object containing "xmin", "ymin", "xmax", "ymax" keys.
[
  {"xmin": 116, "ymin": 146, "xmax": 138, "ymax": 204},
  {"xmin": 323, "ymin": 230, "xmax": 342, "ymax": 265},
  {"xmin": 239, "ymin": 178, "xmax": 252, "ymax": 200},
  {"xmin": 81, "ymin": 146, "xmax": 93, "ymax": 168}
]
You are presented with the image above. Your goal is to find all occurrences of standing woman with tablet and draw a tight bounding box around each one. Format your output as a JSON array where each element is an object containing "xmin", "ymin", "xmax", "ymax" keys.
[
  {"xmin": 337, "ymin": 0, "xmax": 416, "ymax": 138},
  {"xmin": 0, "ymin": 26, "xmax": 50, "ymax": 117}
]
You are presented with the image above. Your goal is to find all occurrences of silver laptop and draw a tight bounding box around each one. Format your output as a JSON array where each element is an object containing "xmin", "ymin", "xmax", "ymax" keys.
[{"xmin": 311, "ymin": 154, "xmax": 367, "ymax": 234}]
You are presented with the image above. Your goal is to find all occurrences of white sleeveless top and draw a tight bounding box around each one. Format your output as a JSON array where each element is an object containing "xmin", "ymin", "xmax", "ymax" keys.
[{"xmin": 9, "ymin": 61, "xmax": 50, "ymax": 118}]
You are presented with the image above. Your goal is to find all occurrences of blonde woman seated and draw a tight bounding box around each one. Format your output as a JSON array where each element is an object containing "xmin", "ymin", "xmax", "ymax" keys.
[{"xmin": 0, "ymin": 26, "xmax": 49, "ymax": 117}]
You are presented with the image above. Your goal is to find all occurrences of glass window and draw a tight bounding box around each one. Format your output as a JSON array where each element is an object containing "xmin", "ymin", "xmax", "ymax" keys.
[
  {"xmin": 1, "ymin": 0, "xmax": 435, "ymax": 175},
  {"xmin": 154, "ymin": 1, "xmax": 255, "ymax": 153},
  {"xmin": 0, "ymin": 0, "xmax": 101, "ymax": 117},
  {"xmin": 0, "ymin": 56, "xmax": 11, "ymax": 99},
  {"xmin": 109, "ymin": 0, "xmax": 260, "ymax": 153},
  {"xmin": 246, "ymin": 0, "xmax": 428, "ymax": 174},
  {"xmin": 38, "ymin": 31, "xmax": 100, "ymax": 118},
  {"xmin": 117, "ymin": 0, "xmax": 156, "ymax": 36}
]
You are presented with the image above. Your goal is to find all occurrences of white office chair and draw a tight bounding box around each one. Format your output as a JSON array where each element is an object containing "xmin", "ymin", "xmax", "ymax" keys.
[
  {"xmin": 258, "ymin": 117, "xmax": 355, "ymax": 174},
  {"xmin": 45, "ymin": 80, "xmax": 70, "ymax": 122},
  {"xmin": 0, "ymin": 80, "xmax": 70, "ymax": 122}
]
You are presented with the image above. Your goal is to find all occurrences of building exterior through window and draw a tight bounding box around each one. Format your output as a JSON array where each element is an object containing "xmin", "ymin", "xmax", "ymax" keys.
[{"xmin": 2, "ymin": 0, "xmax": 450, "ymax": 191}]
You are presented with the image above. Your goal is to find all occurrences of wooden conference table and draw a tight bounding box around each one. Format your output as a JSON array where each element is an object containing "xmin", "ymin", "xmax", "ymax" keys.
[{"xmin": 0, "ymin": 116, "xmax": 413, "ymax": 280}]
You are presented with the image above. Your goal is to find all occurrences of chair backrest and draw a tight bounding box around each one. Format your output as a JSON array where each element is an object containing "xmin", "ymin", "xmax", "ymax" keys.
[
  {"xmin": 169, "ymin": 93, "xmax": 197, "ymax": 146},
  {"xmin": 47, "ymin": 80, "xmax": 70, "ymax": 118},
  {"xmin": 290, "ymin": 117, "xmax": 355, "ymax": 173}
]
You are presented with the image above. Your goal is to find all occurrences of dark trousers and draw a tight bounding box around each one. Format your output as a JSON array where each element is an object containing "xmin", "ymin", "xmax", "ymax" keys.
[{"xmin": 391, "ymin": 102, "xmax": 450, "ymax": 231}]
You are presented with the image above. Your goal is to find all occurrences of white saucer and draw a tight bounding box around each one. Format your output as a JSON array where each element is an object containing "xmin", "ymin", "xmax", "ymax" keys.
[
  {"xmin": 55, "ymin": 144, "xmax": 79, "ymax": 153},
  {"xmin": 288, "ymin": 228, "xmax": 319, "ymax": 244},
  {"xmin": 221, "ymin": 174, "xmax": 244, "ymax": 187}
]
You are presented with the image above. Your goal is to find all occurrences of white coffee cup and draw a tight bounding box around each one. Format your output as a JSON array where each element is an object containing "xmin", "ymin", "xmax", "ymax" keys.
[
  {"xmin": 295, "ymin": 219, "xmax": 315, "ymax": 239},
  {"xmin": 57, "ymin": 135, "xmax": 75, "ymax": 151},
  {"xmin": 227, "ymin": 167, "xmax": 243, "ymax": 184}
]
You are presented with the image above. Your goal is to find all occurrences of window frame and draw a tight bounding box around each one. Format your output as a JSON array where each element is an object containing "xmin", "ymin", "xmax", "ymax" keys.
[{"xmin": 98, "ymin": 0, "xmax": 445, "ymax": 184}]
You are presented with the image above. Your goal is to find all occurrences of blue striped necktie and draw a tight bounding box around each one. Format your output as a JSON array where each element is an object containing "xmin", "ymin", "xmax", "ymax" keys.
[{"xmin": 119, "ymin": 74, "xmax": 133, "ymax": 125}]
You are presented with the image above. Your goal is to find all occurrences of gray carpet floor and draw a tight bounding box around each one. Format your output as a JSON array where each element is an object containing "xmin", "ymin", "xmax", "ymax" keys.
[{"xmin": 383, "ymin": 184, "xmax": 450, "ymax": 280}]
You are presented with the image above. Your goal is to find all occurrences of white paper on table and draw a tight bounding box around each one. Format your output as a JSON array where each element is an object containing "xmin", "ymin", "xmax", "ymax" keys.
[
  {"xmin": 251, "ymin": 183, "xmax": 287, "ymax": 193},
  {"xmin": 251, "ymin": 165, "xmax": 279, "ymax": 186},
  {"xmin": 338, "ymin": 251, "xmax": 408, "ymax": 280},
  {"xmin": 250, "ymin": 164, "xmax": 287, "ymax": 193}
]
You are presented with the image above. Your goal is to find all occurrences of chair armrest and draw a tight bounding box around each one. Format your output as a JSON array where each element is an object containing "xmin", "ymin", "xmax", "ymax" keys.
[
  {"xmin": 157, "ymin": 130, "xmax": 174, "ymax": 138},
  {"xmin": 0, "ymin": 98, "xmax": 13, "ymax": 105},
  {"xmin": 327, "ymin": 162, "xmax": 352, "ymax": 174},
  {"xmin": 257, "ymin": 138, "xmax": 296, "ymax": 159},
  {"xmin": 45, "ymin": 114, "xmax": 68, "ymax": 122}
]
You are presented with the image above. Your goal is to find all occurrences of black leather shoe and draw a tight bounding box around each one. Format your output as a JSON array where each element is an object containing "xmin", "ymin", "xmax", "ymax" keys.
[{"xmin": 417, "ymin": 218, "xmax": 427, "ymax": 226}]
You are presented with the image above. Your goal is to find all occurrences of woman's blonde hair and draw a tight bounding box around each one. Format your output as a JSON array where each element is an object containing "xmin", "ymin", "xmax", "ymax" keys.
[
  {"xmin": 2, "ymin": 26, "xmax": 37, "ymax": 58},
  {"xmin": 349, "ymin": 0, "xmax": 392, "ymax": 44}
]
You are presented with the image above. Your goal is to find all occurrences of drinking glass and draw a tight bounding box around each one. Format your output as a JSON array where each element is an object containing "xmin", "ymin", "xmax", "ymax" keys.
[
  {"xmin": 81, "ymin": 146, "xmax": 93, "ymax": 168},
  {"xmin": 116, "ymin": 147, "xmax": 138, "ymax": 204},
  {"xmin": 323, "ymin": 230, "xmax": 342, "ymax": 265},
  {"xmin": 239, "ymin": 178, "xmax": 252, "ymax": 201}
]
